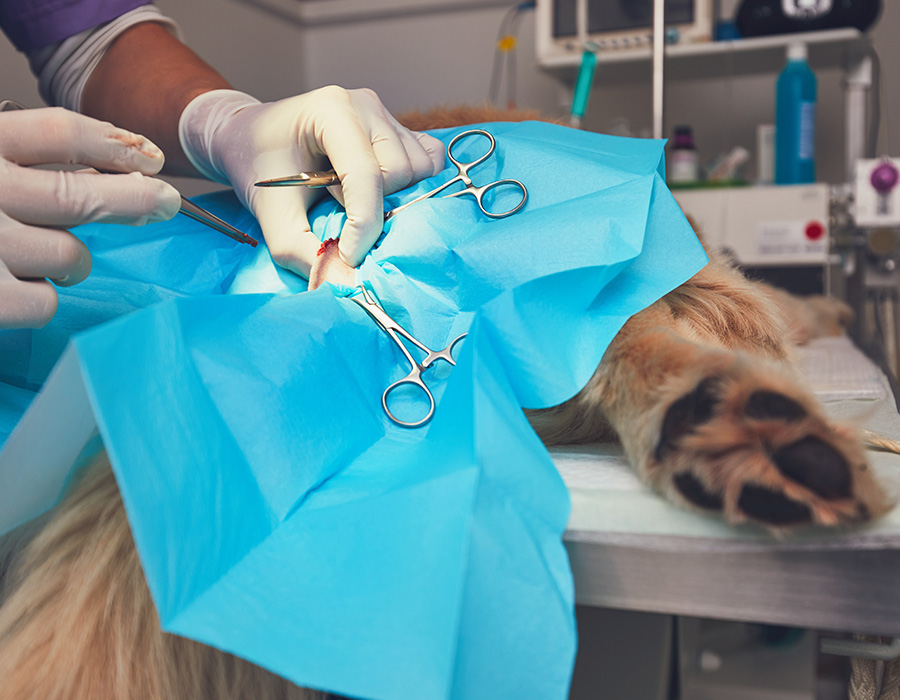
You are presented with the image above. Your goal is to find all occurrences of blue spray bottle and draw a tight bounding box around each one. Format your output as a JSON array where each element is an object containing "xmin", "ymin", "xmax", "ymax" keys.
[{"xmin": 775, "ymin": 42, "xmax": 817, "ymax": 184}]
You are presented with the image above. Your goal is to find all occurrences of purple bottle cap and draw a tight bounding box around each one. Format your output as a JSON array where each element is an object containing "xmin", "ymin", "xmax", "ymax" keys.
[
  {"xmin": 870, "ymin": 161, "xmax": 900, "ymax": 194},
  {"xmin": 672, "ymin": 125, "xmax": 694, "ymax": 149}
]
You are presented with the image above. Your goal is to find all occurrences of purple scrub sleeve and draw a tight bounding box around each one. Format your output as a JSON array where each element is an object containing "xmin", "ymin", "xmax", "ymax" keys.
[{"xmin": 0, "ymin": 0, "xmax": 151, "ymax": 51}]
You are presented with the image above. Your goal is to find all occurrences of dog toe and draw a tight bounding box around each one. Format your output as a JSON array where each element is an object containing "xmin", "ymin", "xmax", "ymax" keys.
[
  {"xmin": 737, "ymin": 484, "xmax": 813, "ymax": 526},
  {"xmin": 656, "ymin": 377, "xmax": 722, "ymax": 460},
  {"xmin": 745, "ymin": 391, "xmax": 806, "ymax": 421},
  {"xmin": 771, "ymin": 436, "xmax": 852, "ymax": 500},
  {"xmin": 673, "ymin": 471, "xmax": 724, "ymax": 511}
]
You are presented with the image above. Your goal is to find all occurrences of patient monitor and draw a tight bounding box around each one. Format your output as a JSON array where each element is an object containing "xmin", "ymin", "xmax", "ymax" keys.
[{"xmin": 535, "ymin": 0, "xmax": 715, "ymax": 65}]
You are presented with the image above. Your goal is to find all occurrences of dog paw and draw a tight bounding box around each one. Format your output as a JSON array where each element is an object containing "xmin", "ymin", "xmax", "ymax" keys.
[{"xmin": 650, "ymin": 368, "xmax": 890, "ymax": 530}]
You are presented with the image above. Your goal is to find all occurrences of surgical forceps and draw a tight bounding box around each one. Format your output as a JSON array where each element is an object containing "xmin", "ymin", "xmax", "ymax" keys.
[
  {"xmin": 0, "ymin": 99, "xmax": 257, "ymax": 247},
  {"xmin": 177, "ymin": 197, "xmax": 257, "ymax": 246},
  {"xmin": 254, "ymin": 128, "xmax": 528, "ymax": 222},
  {"xmin": 350, "ymin": 284, "xmax": 467, "ymax": 428}
]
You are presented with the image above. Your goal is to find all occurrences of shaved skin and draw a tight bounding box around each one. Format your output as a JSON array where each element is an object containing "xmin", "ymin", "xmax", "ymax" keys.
[{"xmin": 308, "ymin": 238, "xmax": 357, "ymax": 290}]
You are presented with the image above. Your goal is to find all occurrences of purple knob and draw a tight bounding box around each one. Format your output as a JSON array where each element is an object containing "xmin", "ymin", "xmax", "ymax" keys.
[{"xmin": 870, "ymin": 161, "xmax": 900, "ymax": 194}]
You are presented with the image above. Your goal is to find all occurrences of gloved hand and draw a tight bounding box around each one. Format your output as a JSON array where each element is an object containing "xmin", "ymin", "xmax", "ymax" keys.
[
  {"xmin": 0, "ymin": 107, "xmax": 180, "ymax": 329},
  {"xmin": 178, "ymin": 87, "xmax": 445, "ymax": 277}
]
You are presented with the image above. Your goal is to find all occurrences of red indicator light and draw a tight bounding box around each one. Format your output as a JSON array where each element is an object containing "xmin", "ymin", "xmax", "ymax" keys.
[{"xmin": 805, "ymin": 221, "xmax": 824, "ymax": 241}]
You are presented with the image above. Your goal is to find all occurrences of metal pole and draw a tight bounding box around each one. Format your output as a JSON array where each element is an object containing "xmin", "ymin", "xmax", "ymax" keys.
[
  {"xmin": 576, "ymin": 0, "xmax": 588, "ymax": 49},
  {"xmin": 844, "ymin": 49, "xmax": 873, "ymax": 181},
  {"xmin": 652, "ymin": 0, "xmax": 665, "ymax": 139}
]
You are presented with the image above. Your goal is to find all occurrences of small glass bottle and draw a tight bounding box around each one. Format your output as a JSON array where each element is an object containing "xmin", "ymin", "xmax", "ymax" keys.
[{"xmin": 669, "ymin": 125, "xmax": 699, "ymax": 184}]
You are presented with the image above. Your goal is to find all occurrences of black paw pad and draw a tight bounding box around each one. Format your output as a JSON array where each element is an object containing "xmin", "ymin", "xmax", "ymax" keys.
[
  {"xmin": 656, "ymin": 377, "xmax": 722, "ymax": 460},
  {"xmin": 745, "ymin": 391, "xmax": 806, "ymax": 421},
  {"xmin": 738, "ymin": 484, "xmax": 812, "ymax": 525},
  {"xmin": 771, "ymin": 437, "xmax": 851, "ymax": 500},
  {"xmin": 673, "ymin": 472, "xmax": 723, "ymax": 511}
]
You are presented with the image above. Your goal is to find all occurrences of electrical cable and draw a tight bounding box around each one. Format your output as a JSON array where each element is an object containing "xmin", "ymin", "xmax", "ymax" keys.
[
  {"xmin": 488, "ymin": 2, "xmax": 535, "ymax": 108},
  {"xmin": 488, "ymin": 5, "xmax": 517, "ymax": 104},
  {"xmin": 489, "ymin": 3, "xmax": 524, "ymax": 105}
]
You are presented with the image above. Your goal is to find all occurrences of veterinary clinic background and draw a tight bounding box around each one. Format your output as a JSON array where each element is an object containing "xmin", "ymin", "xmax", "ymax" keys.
[{"xmin": 3, "ymin": 1, "xmax": 900, "ymax": 699}]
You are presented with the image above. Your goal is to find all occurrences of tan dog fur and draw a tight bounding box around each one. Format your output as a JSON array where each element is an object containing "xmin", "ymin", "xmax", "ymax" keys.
[{"xmin": 0, "ymin": 106, "xmax": 890, "ymax": 698}]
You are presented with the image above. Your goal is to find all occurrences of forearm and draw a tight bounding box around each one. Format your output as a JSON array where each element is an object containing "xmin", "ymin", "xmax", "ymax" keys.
[{"xmin": 81, "ymin": 22, "xmax": 232, "ymax": 176}]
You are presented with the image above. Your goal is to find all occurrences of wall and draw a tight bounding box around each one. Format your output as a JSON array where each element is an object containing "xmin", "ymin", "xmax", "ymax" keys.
[
  {"xmin": 0, "ymin": 1, "xmax": 897, "ymax": 191},
  {"xmin": 154, "ymin": 0, "xmax": 304, "ymax": 102},
  {"xmin": 295, "ymin": 4, "xmax": 564, "ymax": 115}
]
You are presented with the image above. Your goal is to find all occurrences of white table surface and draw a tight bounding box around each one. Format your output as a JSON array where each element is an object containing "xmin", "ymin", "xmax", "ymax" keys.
[{"xmin": 553, "ymin": 337, "xmax": 900, "ymax": 634}]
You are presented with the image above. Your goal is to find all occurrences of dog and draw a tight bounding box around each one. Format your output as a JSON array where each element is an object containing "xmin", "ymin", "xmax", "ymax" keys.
[{"xmin": 0, "ymin": 106, "xmax": 891, "ymax": 698}]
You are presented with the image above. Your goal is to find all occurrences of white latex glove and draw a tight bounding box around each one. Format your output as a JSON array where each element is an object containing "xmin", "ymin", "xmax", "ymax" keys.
[
  {"xmin": 0, "ymin": 107, "xmax": 180, "ymax": 329},
  {"xmin": 178, "ymin": 87, "xmax": 445, "ymax": 277}
]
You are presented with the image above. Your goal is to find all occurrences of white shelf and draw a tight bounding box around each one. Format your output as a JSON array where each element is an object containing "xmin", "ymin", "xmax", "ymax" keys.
[{"xmin": 539, "ymin": 28, "xmax": 869, "ymax": 83}]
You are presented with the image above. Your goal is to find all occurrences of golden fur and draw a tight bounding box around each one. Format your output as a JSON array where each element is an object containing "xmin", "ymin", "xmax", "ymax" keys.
[
  {"xmin": 0, "ymin": 456, "xmax": 326, "ymax": 700},
  {"xmin": 0, "ymin": 105, "xmax": 889, "ymax": 697}
]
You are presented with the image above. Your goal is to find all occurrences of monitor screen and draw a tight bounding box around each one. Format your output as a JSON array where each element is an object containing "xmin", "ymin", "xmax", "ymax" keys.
[{"xmin": 554, "ymin": 0, "xmax": 696, "ymax": 38}]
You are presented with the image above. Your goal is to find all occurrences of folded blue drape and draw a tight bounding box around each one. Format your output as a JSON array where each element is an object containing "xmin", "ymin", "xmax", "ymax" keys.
[{"xmin": 0, "ymin": 121, "xmax": 707, "ymax": 699}]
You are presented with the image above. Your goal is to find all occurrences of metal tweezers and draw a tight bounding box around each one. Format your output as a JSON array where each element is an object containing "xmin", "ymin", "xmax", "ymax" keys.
[{"xmin": 178, "ymin": 197, "xmax": 257, "ymax": 246}]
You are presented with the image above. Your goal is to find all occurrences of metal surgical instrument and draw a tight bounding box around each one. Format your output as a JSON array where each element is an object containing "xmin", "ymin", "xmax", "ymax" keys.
[
  {"xmin": 177, "ymin": 197, "xmax": 258, "ymax": 247},
  {"xmin": 350, "ymin": 284, "xmax": 467, "ymax": 429},
  {"xmin": 253, "ymin": 171, "xmax": 341, "ymax": 188},
  {"xmin": 0, "ymin": 99, "xmax": 257, "ymax": 247},
  {"xmin": 385, "ymin": 129, "xmax": 528, "ymax": 221},
  {"xmin": 253, "ymin": 128, "xmax": 528, "ymax": 222}
]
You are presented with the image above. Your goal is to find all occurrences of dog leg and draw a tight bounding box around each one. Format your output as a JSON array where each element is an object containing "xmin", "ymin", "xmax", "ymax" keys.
[
  {"xmin": 532, "ymin": 262, "xmax": 890, "ymax": 530},
  {"xmin": 0, "ymin": 453, "xmax": 325, "ymax": 700}
]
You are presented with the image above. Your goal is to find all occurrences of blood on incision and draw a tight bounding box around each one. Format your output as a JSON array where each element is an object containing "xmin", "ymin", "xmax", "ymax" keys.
[
  {"xmin": 309, "ymin": 238, "xmax": 344, "ymax": 291},
  {"xmin": 317, "ymin": 239, "xmax": 338, "ymax": 257}
]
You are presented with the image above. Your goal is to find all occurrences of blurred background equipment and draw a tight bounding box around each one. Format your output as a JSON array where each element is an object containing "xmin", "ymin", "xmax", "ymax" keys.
[{"xmin": 735, "ymin": 0, "xmax": 882, "ymax": 38}]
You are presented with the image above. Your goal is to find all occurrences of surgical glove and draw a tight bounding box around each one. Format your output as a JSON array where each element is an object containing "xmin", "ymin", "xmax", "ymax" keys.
[
  {"xmin": 178, "ymin": 87, "xmax": 445, "ymax": 276},
  {"xmin": 0, "ymin": 107, "xmax": 180, "ymax": 329}
]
